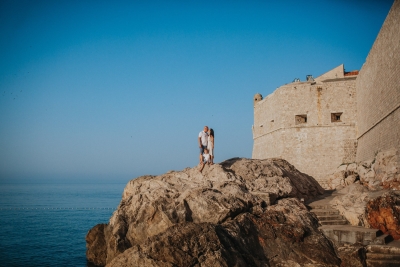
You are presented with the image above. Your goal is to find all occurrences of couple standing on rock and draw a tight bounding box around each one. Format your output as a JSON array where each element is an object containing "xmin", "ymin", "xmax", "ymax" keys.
[{"xmin": 198, "ymin": 126, "xmax": 214, "ymax": 172}]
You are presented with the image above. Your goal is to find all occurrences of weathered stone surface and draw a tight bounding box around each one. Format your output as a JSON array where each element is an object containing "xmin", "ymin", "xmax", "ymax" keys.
[
  {"xmin": 347, "ymin": 163, "xmax": 357, "ymax": 175},
  {"xmin": 344, "ymin": 174, "xmax": 358, "ymax": 186},
  {"xmin": 107, "ymin": 198, "xmax": 340, "ymax": 267},
  {"xmin": 329, "ymin": 184, "xmax": 372, "ymax": 226},
  {"xmin": 329, "ymin": 184, "xmax": 390, "ymax": 227},
  {"xmin": 375, "ymin": 150, "xmax": 400, "ymax": 190},
  {"xmin": 327, "ymin": 150, "xmax": 400, "ymax": 229},
  {"xmin": 326, "ymin": 149, "xmax": 400, "ymax": 191},
  {"xmin": 337, "ymin": 244, "xmax": 366, "ymax": 267},
  {"xmin": 86, "ymin": 158, "xmax": 326, "ymax": 266},
  {"xmin": 86, "ymin": 223, "xmax": 108, "ymax": 266},
  {"xmin": 366, "ymin": 191, "xmax": 400, "ymax": 240}
]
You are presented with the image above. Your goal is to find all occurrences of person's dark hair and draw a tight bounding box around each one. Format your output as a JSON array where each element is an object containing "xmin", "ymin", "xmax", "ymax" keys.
[{"xmin": 209, "ymin": 128, "xmax": 214, "ymax": 137}]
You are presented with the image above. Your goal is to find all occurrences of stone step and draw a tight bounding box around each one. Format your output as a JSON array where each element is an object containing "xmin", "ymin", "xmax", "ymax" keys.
[
  {"xmin": 320, "ymin": 219, "xmax": 349, "ymax": 225},
  {"xmin": 308, "ymin": 204, "xmax": 332, "ymax": 210},
  {"xmin": 320, "ymin": 225, "xmax": 384, "ymax": 245},
  {"xmin": 366, "ymin": 243, "xmax": 400, "ymax": 266},
  {"xmin": 367, "ymin": 252, "xmax": 400, "ymax": 261},
  {"xmin": 365, "ymin": 259, "xmax": 400, "ymax": 267},
  {"xmin": 367, "ymin": 242, "xmax": 400, "ymax": 254},
  {"xmin": 311, "ymin": 208, "xmax": 340, "ymax": 216},
  {"xmin": 316, "ymin": 215, "xmax": 346, "ymax": 221}
]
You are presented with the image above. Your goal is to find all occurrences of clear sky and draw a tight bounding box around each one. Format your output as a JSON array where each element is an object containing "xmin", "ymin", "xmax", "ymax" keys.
[{"xmin": 0, "ymin": 0, "xmax": 394, "ymax": 183}]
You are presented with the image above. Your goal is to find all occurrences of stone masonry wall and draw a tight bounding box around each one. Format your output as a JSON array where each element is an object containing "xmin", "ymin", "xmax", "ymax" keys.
[
  {"xmin": 356, "ymin": 0, "xmax": 400, "ymax": 162},
  {"xmin": 253, "ymin": 78, "xmax": 357, "ymax": 183}
]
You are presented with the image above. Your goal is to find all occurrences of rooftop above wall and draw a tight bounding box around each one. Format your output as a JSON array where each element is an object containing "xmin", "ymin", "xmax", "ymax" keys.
[{"xmin": 290, "ymin": 64, "xmax": 358, "ymax": 84}]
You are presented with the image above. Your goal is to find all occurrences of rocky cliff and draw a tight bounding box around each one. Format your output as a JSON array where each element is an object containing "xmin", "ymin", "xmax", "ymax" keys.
[
  {"xmin": 86, "ymin": 158, "xmax": 343, "ymax": 267},
  {"xmin": 322, "ymin": 149, "xmax": 400, "ymax": 235},
  {"xmin": 326, "ymin": 149, "xmax": 400, "ymax": 191}
]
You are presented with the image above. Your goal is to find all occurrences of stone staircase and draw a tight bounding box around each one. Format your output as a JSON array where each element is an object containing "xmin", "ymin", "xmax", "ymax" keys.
[
  {"xmin": 311, "ymin": 206, "xmax": 349, "ymax": 226},
  {"xmin": 307, "ymin": 191, "xmax": 400, "ymax": 267},
  {"xmin": 366, "ymin": 243, "xmax": 400, "ymax": 267}
]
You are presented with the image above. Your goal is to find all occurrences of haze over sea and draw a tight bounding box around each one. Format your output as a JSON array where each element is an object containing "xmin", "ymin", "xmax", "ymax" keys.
[{"xmin": 0, "ymin": 181, "xmax": 125, "ymax": 267}]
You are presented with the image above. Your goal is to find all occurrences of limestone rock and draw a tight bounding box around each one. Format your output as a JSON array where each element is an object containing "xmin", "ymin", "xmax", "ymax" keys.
[
  {"xmin": 347, "ymin": 163, "xmax": 357, "ymax": 175},
  {"xmin": 325, "ymin": 149, "xmax": 400, "ymax": 191},
  {"xmin": 326, "ymin": 170, "xmax": 345, "ymax": 189},
  {"xmin": 327, "ymin": 149, "xmax": 400, "ymax": 229},
  {"xmin": 326, "ymin": 166, "xmax": 359, "ymax": 190},
  {"xmin": 329, "ymin": 184, "xmax": 372, "ymax": 226},
  {"xmin": 86, "ymin": 158, "xmax": 325, "ymax": 266},
  {"xmin": 337, "ymin": 244, "xmax": 366, "ymax": 267},
  {"xmin": 366, "ymin": 191, "xmax": 400, "ymax": 240},
  {"xmin": 375, "ymin": 149, "xmax": 400, "ymax": 189},
  {"xmin": 344, "ymin": 174, "xmax": 358, "ymax": 186},
  {"xmin": 86, "ymin": 223, "xmax": 108, "ymax": 266},
  {"xmin": 106, "ymin": 198, "xmax": 340, "ymax": 267},
  {"xmin": 329, "ymin": 184, "xmax": 390, "ymax": 227}
]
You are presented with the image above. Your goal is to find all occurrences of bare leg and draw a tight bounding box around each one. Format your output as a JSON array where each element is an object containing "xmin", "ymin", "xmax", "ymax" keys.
[{"xmin": 199, "ymin": 162, "xmax": 205, "ymax": 172}]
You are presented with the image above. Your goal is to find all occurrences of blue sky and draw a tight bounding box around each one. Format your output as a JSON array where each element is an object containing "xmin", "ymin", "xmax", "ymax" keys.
[{"xmin": 0, "ymin": 0, "xmax": 394, "ymax": 183}]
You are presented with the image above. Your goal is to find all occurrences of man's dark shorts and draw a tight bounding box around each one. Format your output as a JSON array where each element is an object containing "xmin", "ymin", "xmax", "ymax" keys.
[{"xmin": 200, "ymin": 145, "xmax": 207, "ymax": 154}]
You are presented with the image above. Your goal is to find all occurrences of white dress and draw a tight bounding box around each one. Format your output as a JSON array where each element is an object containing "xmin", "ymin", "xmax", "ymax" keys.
[{"xmin": 207, "ymin": 136, "xmax": 214, "ymax": 156}]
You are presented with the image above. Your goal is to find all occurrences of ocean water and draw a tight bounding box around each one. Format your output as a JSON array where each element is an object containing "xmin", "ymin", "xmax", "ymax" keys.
[{"xmin": 0, "ymin": 182, "xmax": 126, "ymax": 267}]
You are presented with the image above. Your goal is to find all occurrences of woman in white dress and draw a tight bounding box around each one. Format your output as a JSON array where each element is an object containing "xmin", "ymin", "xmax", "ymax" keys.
[{"xmin": 207, "ymin": 128, "xmax": 214, "ymax": 164}]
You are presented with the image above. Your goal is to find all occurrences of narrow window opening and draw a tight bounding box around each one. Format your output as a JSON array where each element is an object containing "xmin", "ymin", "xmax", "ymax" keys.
[
  {"xmin": 295, "ymin": 115, "xmax": 307, "ymax": 125},
  {"xmin": 331, "ymin": 112, "xmax": 343, "ymax": 122}
]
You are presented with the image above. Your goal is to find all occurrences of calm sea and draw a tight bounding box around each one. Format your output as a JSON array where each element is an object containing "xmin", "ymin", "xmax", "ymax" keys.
[{"xmin": 0, "ymin": 181, "xmax": 126, "ymax": 267}]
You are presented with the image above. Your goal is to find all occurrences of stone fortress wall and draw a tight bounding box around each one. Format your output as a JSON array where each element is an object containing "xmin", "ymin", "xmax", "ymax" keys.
[
  {"xmin": 252, "ymin": 65, "xmax": 358, "ymax": 185},
  {"xmin": 252, "ymin": 0, "xmax": 400, "ymax": 185},
  {"xmin": 356, "ymin": 0, "xmax": 400, "ymax": 162}
]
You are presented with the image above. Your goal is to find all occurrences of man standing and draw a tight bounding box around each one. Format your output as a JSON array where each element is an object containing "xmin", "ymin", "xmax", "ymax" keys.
[{"xmin": 198, "ymin": 126, "xmax": 209, "ymax": 164}]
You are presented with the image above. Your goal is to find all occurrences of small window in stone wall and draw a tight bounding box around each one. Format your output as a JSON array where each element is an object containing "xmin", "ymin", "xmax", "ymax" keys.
[
  {"xmin": 331, "ymin": 112, "xmax": 343, "ymax": 122},
  {"xmin": 295, "ymin": 114, "xmax": 307, "ymax": 125}
]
